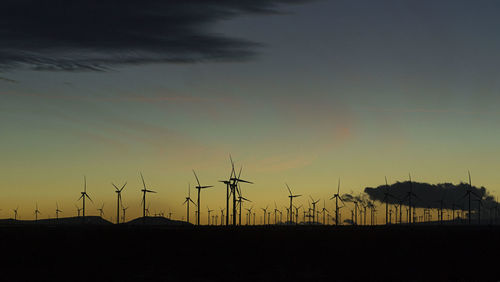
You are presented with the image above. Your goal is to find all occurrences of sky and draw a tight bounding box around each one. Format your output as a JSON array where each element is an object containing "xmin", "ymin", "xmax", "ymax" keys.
[{"xmin": 1, "ymin": 0, "xmax": 500, "ymax": 223}]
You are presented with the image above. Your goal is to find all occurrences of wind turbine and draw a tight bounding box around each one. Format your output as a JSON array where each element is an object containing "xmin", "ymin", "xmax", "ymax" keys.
[
  {"xmin": 229, "ymin": 158, "xmax": 253, "ymax": 226},
  {"xmin": 140, "ymin": 172, "xmax": 156, "ymax": 219},
  {"xmin": 78, "ymin": 176, "xmax": 93, "ymax": 220},
  {"xmin": 219, "ymin": 162, "xmax": 233, "ymax": 226},
  {"xmin": 122, "ymin": 206, "xmax": 129, "ymax": 223},
  {"xmin": 13, "ymin": 206, "xmax": 19, "ymax": 220},
  {"xmin": 320, "ymin": 200, "xmax": 328, "ymax": 225},
  {"xmin": 219, "ymin": 208, "xmax": 225, "ymax": 226},
  {"xmin": 183, "ymin": 183, "xmax": 196, "ymax": 224},
  {"xmin": 404, "ymin": 173, "xmax": 418, "ymax": 225},
  {"xmin": 207, "ymin": 207, "xmax": 214, "ymax": 225},
  {"xmin": 235, "ymin": 184, "xmax": 252, "ymax": 226},
  {"xmin": 55, "ymin": 203, "xmax": 62, "ymax": 220},
  {"xmin": 330, "ymin": 178, "xmax": 345, "ymax": 226},
  {"xmin": 261, "ymin": 206, "xmax": 269, "ymax": 225},
  {"xmin": 382, "ymin": 176, "xmax": 395, "ymax": 225},
  {"xmin": 294, "ymin": 205, "xmax": 302, "ymax": 224},
  {"xmin": 193, "ymin": 170, "xmax": 213, "ymax": 226},
  {"xmin": 458, "ymin": 171, "xmax": 480, "ymax": 225},
  {"xmin": 75, "ymin": 204, "xmax": 82, "ymax": 217},
  {"xmin": 274, "ymin": 202, "xmax": 279, "ymax": 224},
  {"xmin": 219, "ymin": 155, "xmax": 242, "ymax": 226},
  {"xmin": 112, "ymin": 182, "xmax": 126, "ymax": 224},
  {"xmin": 34, "ymin": 203, "xmax": 41, "ymax": 221},
  {"xmin": 245, "ymin": 206, "xmax": 253, "ymax": 225},
  {"xmin": 310, "ymin": 196, "xmax": 320, "ymax": 224},
  {"xmin": 394, "ymin": 203, "xmax": 400, "ymax": 225},
  {"xmin": 97, "ymin": 204, "xmax": 105, "ymax": 218},
  {"xmin": 286, "ymin": 184, "xmax": 301, "ymax": 224}
]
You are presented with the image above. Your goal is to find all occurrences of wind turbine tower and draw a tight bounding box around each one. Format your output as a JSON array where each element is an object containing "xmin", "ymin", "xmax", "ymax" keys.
[
  {"xmin": 193, "ymin": 170, "xmax": 213, "ymax": 226},
  {"xmin": 140, "ymin": 173, "xmax": 156, "ymax": 218},
  {"xmin": 112, "ymin": 182, "xmax": 126, "ymax": 224},
  {"xmin": 310, "ymin": 196, "xmax": 320, "ymax": 224},
  {"xmin": 34, "ymin": 203, "xmax": 41, "ymax": 221},
  {"xmin": 286, "ymin": 184, "xmax": 301, "ymax": 224},
  {"xmin": 78, "ymin": 176, "xmax": 93, "ymax": 220},
  {"xmin": 55, "ymin": 203, "xmax": 62, "ymax": 220},
  {"xmin": 183, "ymin": 183, "xmax": 196, "ymax": 224},
  {"xmin": 330, "ymin": 178, "xmax": 344, "ymax": 226}
]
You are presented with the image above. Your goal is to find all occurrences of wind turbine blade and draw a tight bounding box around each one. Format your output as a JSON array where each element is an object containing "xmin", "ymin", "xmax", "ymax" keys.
[
  {"xmin": 140, "ymin": 172, "xmax": 147, "ymax": 189},
  {"xmin": 230, "ymin": 154, "xmax": 235, "ymax": 171},
  {"xmin": 192, "ymin": 170, "xmax": 201, "ymax": 187},
  {"xmin": 236, "ymin": 179, "xmax": 253, "ymax": 184},
  {"xmin": 237, "ymin": 166, "xmax": 243, "ymax": 180},
  {"xmin": 112, "ymin": 183, "xmax": 120, "ymax": 191},
  {"xmin": 339, "ymin": 197, "xmax": 346, "ymax": 206},
  {"xmin": 84, "ymin": 176, "xmax": 87, "ymax": 193},
  {"xmin": 86, "ymin": 194, "xmax": 94, "ymax": 204},
  {"xmin": 286, "ymin": 183, "xmax": 292, "ymax": 195},
  {"xmin": 338, "ymin": 178, "xmax": 341, "ymax": 194},
  {"xmin": 120, "ymin": 182, "xmax": 127, "ymax": 192},
  {"xmin": 190, "ymin": 199, "xmax": 196, "ymax": 205}
]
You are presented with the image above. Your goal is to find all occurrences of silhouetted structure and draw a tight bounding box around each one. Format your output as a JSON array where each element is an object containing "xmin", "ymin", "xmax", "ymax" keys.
[
  {"xmin": 55, "ymin": 203, "xmax": 62, "ymax": 220},
  {"xmin": 330, "ymin": 179, "xmax": 344, "ymax": 226},
  {"xmin": 286, "ymin": 184, "xmax": 301, "ymax": 224},
  {"xmin": 78, "ymin": 176, "xmax": 93, "ymax": 221},
  {"xmin": 183, "ymin": 183, "xmax": 196, "ymax": 224},
  {"xmin": 193, "ymin": 170, "xmax": 212, "ymax": 225},
  {"xmin": 140, "ymin": 173, "xmax": 156, "ymax": 219},
  {"xmin": 112, "ymin": 182, "xmax": 126, "ymax": 224}
]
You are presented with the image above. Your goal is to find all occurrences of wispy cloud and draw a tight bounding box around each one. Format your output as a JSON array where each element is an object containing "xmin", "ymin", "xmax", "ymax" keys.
[
  {"xmin": 0, "ymin": 90, "xmax": 235, "ymax": 105},
  {"xmin": 0, "ymin": 76, "xmax": 17, "ymax": 83},
  {"xmin": 359, "ymin": 106, "xmax": 488, "ymax": 116}
]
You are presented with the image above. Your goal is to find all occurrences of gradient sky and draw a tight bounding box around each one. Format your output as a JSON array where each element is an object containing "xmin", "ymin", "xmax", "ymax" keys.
[{"xmin": 1, "ymin": 0, "xmax": 500, "ymax": 223}]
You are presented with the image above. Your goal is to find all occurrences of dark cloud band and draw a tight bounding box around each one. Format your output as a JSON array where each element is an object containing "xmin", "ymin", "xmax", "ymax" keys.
[{"xmin": 0, "ymin": 0, "xmax": 310, "ymax": 71}]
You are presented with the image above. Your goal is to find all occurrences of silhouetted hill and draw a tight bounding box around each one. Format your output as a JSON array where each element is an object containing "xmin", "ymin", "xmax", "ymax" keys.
[
  {"xmin": 125, "ymin": 216, "xmax": 192, "ymax": 226},
  {"xmin": 0, "ymin": 216, "xmax": 112, "ymax": 225}
]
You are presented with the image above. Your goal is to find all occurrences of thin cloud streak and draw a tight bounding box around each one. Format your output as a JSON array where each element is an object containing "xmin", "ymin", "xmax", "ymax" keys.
[
  {"xmin": 0, "ymin": 76, "xmax": 17, "ymax": 83},
  {"xmin": 359, "ymin": 106, "xmax": 490, "ymax": 116},
  {"xmin": 0, "ymin": 91, "xmax": 235, "ymax": 105}
]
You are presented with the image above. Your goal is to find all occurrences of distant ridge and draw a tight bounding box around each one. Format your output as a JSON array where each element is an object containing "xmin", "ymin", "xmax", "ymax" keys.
[
  {"xmin": 125, "ymin": 216, "xmax": 193, "ymax": 226},
  {"xmin": 0, "ymin": 216, "xmax": 112, "ymax": 225}
]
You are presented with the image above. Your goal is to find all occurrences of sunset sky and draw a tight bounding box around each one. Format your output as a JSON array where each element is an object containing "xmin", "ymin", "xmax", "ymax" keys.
[{"xmin": 1, "ymin": 0, "xmax": 500, "ymax": 223}]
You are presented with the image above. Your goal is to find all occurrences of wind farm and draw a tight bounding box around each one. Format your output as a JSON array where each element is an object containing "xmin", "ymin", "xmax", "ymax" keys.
[{"xmin": 2, "ymin": 165, "xmax": 499, "ymax": 227}]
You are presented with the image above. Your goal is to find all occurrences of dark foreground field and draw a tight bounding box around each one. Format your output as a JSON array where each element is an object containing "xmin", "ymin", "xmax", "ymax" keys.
[{"xmin": 0, "ymin": 224, "xmax": 498, "ymax": 281}]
